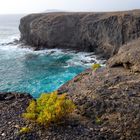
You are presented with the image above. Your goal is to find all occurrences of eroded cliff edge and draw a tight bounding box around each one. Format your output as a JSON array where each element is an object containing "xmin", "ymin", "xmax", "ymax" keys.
[{"xmin": 19, "ymin": 10, "xmax": 140, "ymax": 58}]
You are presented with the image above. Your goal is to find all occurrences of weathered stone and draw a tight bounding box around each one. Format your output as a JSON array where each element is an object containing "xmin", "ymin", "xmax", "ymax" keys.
[
  {"xmin": 19, "ymin": 10, "xmax": 140, "ymax": 58},
  {"xmin": 58, "ymin": 45, "xmax": 140, "ymax": 139},
  {"xmin": 108, "ymin": 39, "xmax": 140, "ymax": 72}
]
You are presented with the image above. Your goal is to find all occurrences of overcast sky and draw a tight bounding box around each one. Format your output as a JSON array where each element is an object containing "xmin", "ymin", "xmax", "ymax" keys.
[{"xmin": 0, "ymin": 0, "xmax": 140, "ymax": 14}]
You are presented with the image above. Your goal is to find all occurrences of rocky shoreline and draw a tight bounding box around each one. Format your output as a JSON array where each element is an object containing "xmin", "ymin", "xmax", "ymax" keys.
[
  {"xmin": 1, "ymin": 10, "xmax": 140, "ymax": 139},
  {"xmin": 1, "ymin": 39, "xmax": 140, "ymax": 139}
]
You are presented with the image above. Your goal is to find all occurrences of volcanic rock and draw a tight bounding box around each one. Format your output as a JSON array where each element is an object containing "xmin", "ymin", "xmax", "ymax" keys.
[{"xmin": 19, "ymin": 10, "xmax": 140, "ymax": 58}]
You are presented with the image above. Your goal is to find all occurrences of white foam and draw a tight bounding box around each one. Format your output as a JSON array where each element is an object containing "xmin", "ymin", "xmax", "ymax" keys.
[
  {"xmin": 0, "ymin": 34, "xmax": 20, "ymax": 44},
  {"xmin": 0, "ymin": 34, "xmax": 106, "ymax": 67},
  {"xmin": 66, "ymin": 52, "xmax": 105, "ymax": 67}
]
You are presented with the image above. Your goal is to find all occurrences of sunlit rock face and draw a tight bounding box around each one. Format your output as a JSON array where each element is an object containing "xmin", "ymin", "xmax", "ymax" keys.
[{"xmin": 19, "ymin": 10, "xmax": 140, "ymax": 58}]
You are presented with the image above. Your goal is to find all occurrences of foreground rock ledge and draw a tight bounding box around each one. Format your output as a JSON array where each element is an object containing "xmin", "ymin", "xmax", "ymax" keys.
[
  {"xmin": 19, "ymin": 10, "xmax": 140, "ymax": 58},
  {"xmin": 58, "ymin": 39, "xmax": 140, "ymax": 139}
]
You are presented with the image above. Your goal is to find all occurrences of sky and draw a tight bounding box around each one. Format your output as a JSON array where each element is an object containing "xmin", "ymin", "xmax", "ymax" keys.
[{"xmin": 0, "ymin": 0, "xmax": 140, "ymax": 14}]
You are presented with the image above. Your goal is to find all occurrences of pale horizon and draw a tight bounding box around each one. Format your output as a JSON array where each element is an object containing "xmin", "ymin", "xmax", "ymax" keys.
[{"xmin": 0, "ymin": 0, "xmax": 140, "ymax": 14}]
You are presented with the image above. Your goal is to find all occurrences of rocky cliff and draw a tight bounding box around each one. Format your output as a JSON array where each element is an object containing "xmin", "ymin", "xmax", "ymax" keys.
[
  {"xmin": 1, "ymin": 11, "xmax": 140, "ymax": 139},
  {"xmin": 19, "ymin": 10, "xmax": 140, "ymax": 58},
  {"xmin": 58, "ymin": 38, "xmax": 140, "ymax": 139}
]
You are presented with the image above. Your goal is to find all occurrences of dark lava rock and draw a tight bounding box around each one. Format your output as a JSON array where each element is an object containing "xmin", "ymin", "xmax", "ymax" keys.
[
  {"xmin": 0, "ymin": 92, "xmax": 32, "ymax": 140},
  {"xmin": 59, "ymin": 67, "xmax": 140, "ymax": 139},
  {"xmin": 0, "ymin": 39, "xmax": 19, "ymax": 46},
  {"xmin": 108, "ymin": 39, "xmax": 140, "ymax": 72},
  {"xmin": 19, "ymin": 10, "xmax": 140, "ymax": 58}
]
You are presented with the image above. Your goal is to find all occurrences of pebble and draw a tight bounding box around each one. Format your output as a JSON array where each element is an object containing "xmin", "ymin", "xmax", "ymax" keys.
[
  {"xmin": 89, "ymin": 128, "xmax": 93, "ymax": 131},
  {"xmin": 1, "ymin": 133, "xmax": 6, "ymax": 136},
  {"xmin": 14, "ymin": 124, "xmax": 20, "ymax": 128},
  {"xmin": 8, "ymin": 122, "xmax": 11, "ymax": 124}
]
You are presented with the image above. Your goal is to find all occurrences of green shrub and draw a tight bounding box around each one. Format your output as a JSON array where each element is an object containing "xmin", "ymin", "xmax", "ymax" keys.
[
  {"xmin": 22, "ymin": 91, "xmax": 76, "ymax": 127},
  {"xmin": 95, "ymin": 117, "xmax": 102, "ymax": 125},
  {"xmin": 91, "ymin": 63, "xmax": 101, "ymax": 71},
  {"xmin": 19, "ymin": 127, "xmax": 31, "ymax": 134}
]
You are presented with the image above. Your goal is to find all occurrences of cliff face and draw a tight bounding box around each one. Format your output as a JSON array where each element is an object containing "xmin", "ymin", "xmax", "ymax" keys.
[{"xmin": 19, "ymin": 10, "xmax": 140, "ymax": 58}]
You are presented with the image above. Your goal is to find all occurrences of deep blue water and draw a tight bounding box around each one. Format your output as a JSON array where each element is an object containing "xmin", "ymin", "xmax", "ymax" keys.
[{"xmin": 0, "ymin": 15, "xmax": 104, "ymax": 98}]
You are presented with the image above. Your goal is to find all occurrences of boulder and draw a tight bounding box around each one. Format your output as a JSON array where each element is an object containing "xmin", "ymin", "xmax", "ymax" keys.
[{"xmin": 108, "ymin": 39, "xmax": 140, "ymax": 72}]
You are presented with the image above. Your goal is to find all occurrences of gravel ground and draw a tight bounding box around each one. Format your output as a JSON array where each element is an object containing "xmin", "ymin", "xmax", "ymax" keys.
[{"xmin": 59, "ymin": 67, "xmax": 140, "ymax": 140}]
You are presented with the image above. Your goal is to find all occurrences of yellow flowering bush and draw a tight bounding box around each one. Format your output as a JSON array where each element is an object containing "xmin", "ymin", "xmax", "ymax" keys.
[
  {"xmin": 91, "ymin": 63, "xmax": 101, "ymax": 71},
  {"xmin": 22, "ymin": 91, "xmax": 76, "ymax": 127}
]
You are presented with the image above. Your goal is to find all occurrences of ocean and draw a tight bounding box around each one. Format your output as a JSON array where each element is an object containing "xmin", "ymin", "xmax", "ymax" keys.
[{"xmin": 0, "ymin": 14, "xmax": 104, "ymax": 98}]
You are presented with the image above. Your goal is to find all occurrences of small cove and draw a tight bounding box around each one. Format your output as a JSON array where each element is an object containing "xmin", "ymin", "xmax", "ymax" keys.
[{"xmin": 0, "ymin": 15, "xmax": 105, "ymax": 98}]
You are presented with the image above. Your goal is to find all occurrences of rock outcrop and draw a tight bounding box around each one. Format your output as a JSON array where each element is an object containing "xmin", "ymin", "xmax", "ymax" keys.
[
  {"xmin": 58, "ymin": 38, "xmax": 140, "ymax": 139},
  {"xmin": 108, "ymin": 39, "xmax": 140, "ymax": 72},
  {"xmin": 19, "ymin": 10, "xmax": 140, "ymax": 58}
]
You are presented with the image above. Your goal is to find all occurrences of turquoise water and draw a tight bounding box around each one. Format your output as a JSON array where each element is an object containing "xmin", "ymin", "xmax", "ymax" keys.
[
  {"xmin": 0, "ymin": 48, "xmax": 87, "ymax": 98},
  {"xmin": 0, "ymin": 15, "xmax": 104, "ymax": 98}
]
